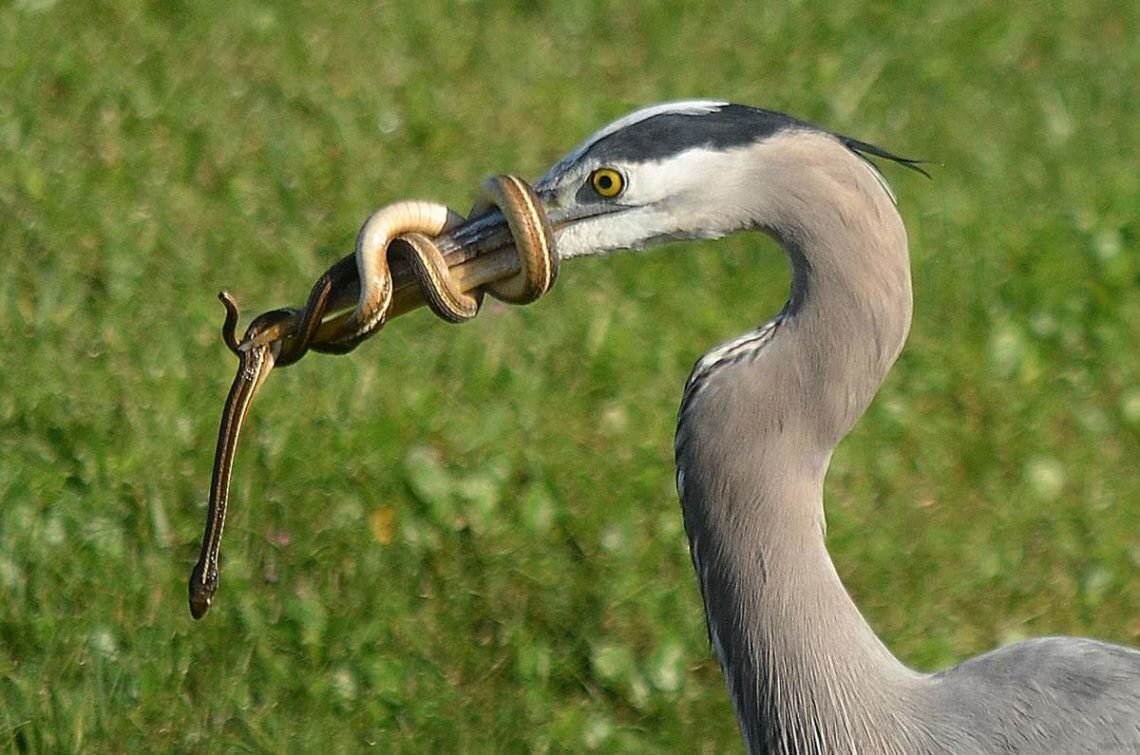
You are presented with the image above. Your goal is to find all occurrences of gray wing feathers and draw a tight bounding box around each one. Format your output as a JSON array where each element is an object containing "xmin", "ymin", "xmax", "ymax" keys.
[{"xmin": 927, "ymin": 637, "xmax": 1140, "ymax": 752}]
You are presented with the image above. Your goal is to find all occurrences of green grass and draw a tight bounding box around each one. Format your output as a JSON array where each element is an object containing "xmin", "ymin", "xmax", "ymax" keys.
[{"xmin": 2, "ymin": 0, "xmax": 1138, "ymax": 751}]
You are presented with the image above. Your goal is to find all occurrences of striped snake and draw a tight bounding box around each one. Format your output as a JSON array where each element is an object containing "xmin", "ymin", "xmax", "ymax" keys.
[{"xmin": 188, "ymin": 175, "xmax": 557, "ymax": 619}]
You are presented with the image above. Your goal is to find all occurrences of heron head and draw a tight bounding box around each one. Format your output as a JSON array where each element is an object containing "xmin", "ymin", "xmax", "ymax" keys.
[
  {"xmin": 531, "ymin": 100, "xmax": 824, "ymax": 258},
  {"xmin": 448, "ymin": 101, "xmax": 925, "ymax": 281}
]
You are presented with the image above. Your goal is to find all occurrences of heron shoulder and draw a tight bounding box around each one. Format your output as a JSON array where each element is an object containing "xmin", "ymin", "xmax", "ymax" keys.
[{"xmin": 925, "ymin": 636, "xmax": 1140, "ymax": 749}]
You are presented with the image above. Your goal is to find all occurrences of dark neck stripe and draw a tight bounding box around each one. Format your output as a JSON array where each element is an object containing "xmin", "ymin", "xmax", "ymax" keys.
[{"xmin": 680, "ymin": 312, "xmax": 786, "ymax": 410}]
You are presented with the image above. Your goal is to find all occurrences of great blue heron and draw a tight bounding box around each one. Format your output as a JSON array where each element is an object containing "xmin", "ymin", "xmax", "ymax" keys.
[{"xmin": 463, "ymin": 101, "xmax": 1140, "ymax": 752}]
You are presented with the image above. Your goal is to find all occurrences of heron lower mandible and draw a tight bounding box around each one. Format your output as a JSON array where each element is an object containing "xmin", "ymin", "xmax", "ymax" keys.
[{"xmin": 457, "ymin": 101, "xmax": 1140, "ymax": 752}]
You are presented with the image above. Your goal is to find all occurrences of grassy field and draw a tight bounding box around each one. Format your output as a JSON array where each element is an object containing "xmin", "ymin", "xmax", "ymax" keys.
[{"xmin": 2, "ymin": 1, "xmax": 1138, "ymax": 751}]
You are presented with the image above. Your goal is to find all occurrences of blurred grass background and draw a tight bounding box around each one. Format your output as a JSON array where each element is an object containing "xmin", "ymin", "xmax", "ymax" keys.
[{"xmin": 1, "ymin": 0, "xmax": 1138, "ymax": 751}]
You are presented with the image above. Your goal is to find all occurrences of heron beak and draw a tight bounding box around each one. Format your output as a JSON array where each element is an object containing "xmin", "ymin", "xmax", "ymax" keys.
[
  {"xmin": 383, "ymin": 187, "xmax": 575, "ymax": 319},
  {"xmin": 296, "ymin": 183, "xmax": 620, "ymax": 331},
  {"xmin": 385, "ymin": 190, "xmax": 631, "ymax": 319}
]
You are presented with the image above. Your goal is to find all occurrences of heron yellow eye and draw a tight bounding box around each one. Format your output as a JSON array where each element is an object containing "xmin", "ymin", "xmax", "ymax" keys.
[{"xmin": 590, "ymin": 168, "xmax": 625, "ymax": 198}]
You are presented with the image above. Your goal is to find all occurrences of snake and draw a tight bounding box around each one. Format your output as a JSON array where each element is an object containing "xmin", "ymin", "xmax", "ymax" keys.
[{"xmin": 188, "ymin": 175, "xmax": 557, "ymax": 619}]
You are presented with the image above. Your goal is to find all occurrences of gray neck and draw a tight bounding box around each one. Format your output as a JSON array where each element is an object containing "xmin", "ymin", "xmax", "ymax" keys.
[{"xmin": 675, "ymin": 135, "xmax": 925, "ymax": 754}]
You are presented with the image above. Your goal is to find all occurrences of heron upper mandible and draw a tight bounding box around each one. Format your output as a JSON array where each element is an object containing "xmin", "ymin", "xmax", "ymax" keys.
[{"xmin": 459, "ymin": 101, "xmax": 1140, "ymax": 752}]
